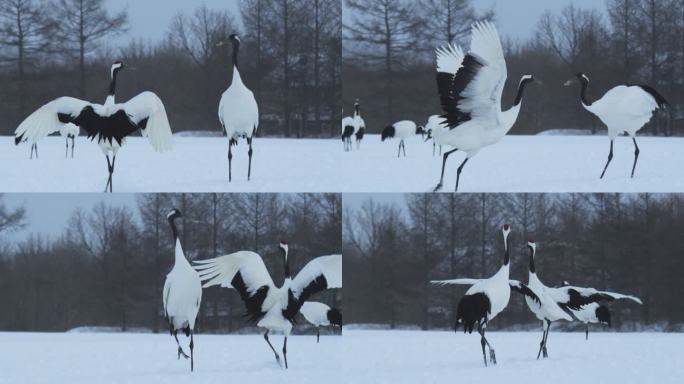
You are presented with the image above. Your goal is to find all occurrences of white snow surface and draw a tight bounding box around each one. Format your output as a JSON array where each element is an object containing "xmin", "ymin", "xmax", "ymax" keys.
[
  {"xmin": 0, "ymin": 331, "xmax": 341, "ymax": 384},
  {"xmin": 2, "ymin": 134, "xmax": 684, "ymax": 192},
  {"xmin": 341, "ymin": 330, "xmax": 682, "ymax": 384}
]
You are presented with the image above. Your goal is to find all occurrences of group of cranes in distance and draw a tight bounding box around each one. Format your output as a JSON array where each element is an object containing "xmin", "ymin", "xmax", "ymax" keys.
[
  {"xmin": 163, "ymin": 209, "xmax": 342, "ymax": 372},
  {"xmin": 13, "ymin": 34, "xmax": 258, "ymax": 192},
  {"xmin": 431, "ymin": 224, "xmax": 642, "ymax": 367},
  {"xmin": 344, "ymin": 21, "xmax": 669, "ymax": 192}
]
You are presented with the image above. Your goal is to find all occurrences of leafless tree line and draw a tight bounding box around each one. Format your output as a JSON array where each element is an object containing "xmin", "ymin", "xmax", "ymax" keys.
[
  {"xmin": 0, "ymin": 193, "xmax": 341, "ymax": 333},
  {"xmin": 0, "ymin": 0, "xmax": 342, "ymax": 137},
  {"xmin": 344, "ymin": 193, "xmax": 684, "ymax": 331},
  {"xmin": 343, "ymin": 0, "xmax": 683, "ymax": 136}
]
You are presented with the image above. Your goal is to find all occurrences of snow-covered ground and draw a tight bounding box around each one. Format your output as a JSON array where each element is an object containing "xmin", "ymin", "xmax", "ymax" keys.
[
  {"xmin": 0, "ymin": 332, "xmax": 341, "ymax": 384},
  {"xmin": 341, "ymin": 330, "xmax": 683, "ymax": 384},
  {"xmin": 2, "ymin": 134, "xmax": 684, "ymax": 192}
]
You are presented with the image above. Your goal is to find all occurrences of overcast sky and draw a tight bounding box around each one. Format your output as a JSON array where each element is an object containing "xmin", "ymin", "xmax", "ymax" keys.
[{"xmin": 1, "ymin": 194, "xmax": 138, "ymax": 243}]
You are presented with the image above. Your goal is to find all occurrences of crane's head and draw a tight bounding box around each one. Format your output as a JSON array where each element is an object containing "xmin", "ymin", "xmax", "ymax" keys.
[
  {"xmin": 278, "ymin": 240, "xmax": 289, "ymax": 260},
  {"xmin": 561, "ymin": 280, "xmax": 570, "ymax": 287},
  {"xmin": 415, "ymin": 125, "xmax": 426, "ymax": 136},
  {"xmin": 424, "ymin": 128, "xmax": 433, "ymax": 142},
  {"xmin": 519, "ymin": 74, "xmax": 537, "ymax": 86},
  {"xmin": 327, "ymin": 308, "xmax": 342, "ymax": 328},
  {"xmin": 564, "ymin": 72, "xmax": 589, "ymax": 87},
  {"xmin": 216, "ymin": 34, "xmax": 240, "ymax": 48},
  {"xmin": 167, "ymin": 209, "xmax": 182, "ymax": 222},
  {"xmin": 111, "ymin": 61, "xmax": 125, "ymax": 78},
  {"xmin": 527, "ymin": 240, "xmax": 536, "ymax": 254},
  {"xmin": 502, "ymin": 223, "xmax": 511, "ymax": 237}
]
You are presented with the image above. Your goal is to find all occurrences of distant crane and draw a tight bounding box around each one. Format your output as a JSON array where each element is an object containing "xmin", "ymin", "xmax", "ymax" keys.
[
  {"xmin": 300, "ymin": 301, "xmax": 342, "ymax": 343},
  {"xmin": 381, "ymin": 120, "xmax": 425, "ymax": 158}
]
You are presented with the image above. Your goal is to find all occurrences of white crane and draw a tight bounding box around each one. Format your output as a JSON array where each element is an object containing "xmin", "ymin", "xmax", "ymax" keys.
[
  {"xmin": 521, "ymin": 241, "xmax": 573, "ymax": 359},
  {"xmin": 299, "ymin": 301, "xmax": 342, "ymax": 343},
  {"xmin": 381, "ymin": 120, "xmax": 425, "ymax": 158},
  {"xmin": 217, "ymin": 34, "xmax": 259, "ymax": 182},
  {"xmin": 353, "ymin": 100, "xmax": 365, "ymax": 149},
  {"xmin": 551, "ymin": 281, "xmax": 642, "ymax": 340},
  {"xmin": 14, "ymin": 61, "xmax": 174, "ymax": 192},
  {"xmin": 163, "ymin": 209, "xmax": 202, "ymax": 372},
  {"xmin": 194, "ymin": 242, "xmax": 342, "ymax": 369},
  {"xmin": 564, "ymin": 73, "xmax": 669, "ymax": 179},
  {"xmin": 60, "ymin": 123, "xmax": 79, "ymax": 159},
  {"xmin": 431, "ymin": 224, "xmax": 540, "ymax": 366},
  {"xmin": 341, "ymin": 115, "xmax": 355, "ymax": 152},
  {"xmin": 428, "ymin": 21, "xmax": 538, "ymax": 192},
  {"xmin": 424, "ymin": 115, "xmax": 444, "ymax": 156}
]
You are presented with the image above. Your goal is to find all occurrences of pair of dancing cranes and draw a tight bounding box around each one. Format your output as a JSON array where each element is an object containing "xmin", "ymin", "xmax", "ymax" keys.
[{"xmin": 15, "ymin": 34, "xmax": 258, "ymax": 192}]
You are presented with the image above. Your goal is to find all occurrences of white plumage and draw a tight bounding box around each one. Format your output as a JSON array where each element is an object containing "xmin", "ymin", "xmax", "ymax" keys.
[
  {"xmin": 300, "ymin": 301, "xmax": 342, "ymax": 343},
  {"xmin": 565, "ymin": 72, "xmax": 669, "ymax": 179},
  {"xmin": 194, "ymin": 242, "xmax": 341, "ymax": 369},
  {"xmin": 218, "ymin": 34, "xmax": 259, "ymax": 182},
  {"xmin": 162, "ymin": 209, "xmax": 202, "ymax": 372},
  {"xmin": 58, "ymin": 123, "xmax": 79, "ymax": 159},
  {"xmin": 430, "ymin": 21, "xmax": 537, "ymax": 192},
  {"xmin": 381, "ymin": 120, "xmax": 424, "ymax": 157},
  {"xmin": 341, "ymin": 115, "xmax": 355, "ymax": 151},
  {"xmin": 14, "ymin": 61, "xmax": 173, "ymax": 192},
  {"xmin": 424, "ymin": 114, "xmax": 444, "ymax": 156}
]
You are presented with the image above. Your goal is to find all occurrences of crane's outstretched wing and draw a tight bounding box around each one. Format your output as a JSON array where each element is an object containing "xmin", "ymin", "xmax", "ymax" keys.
[
  {"xmin": 430, "ymin": 278, "xmax": 481, "ymax": 286},
  {"xmin": 509, "ymin": 280, "xmax": 541, "ymax": 305},
  {"xmin": 194, "ymin": 251, "xmax": 275, "ymax": 322},
  {"xmin": 15, "ymin": 97, "xmax": 91, "ymax": 145},
  {"xmin": 550, "ymin": 286, "xmax": 642, "ymax": 311},
  {"xmin": 120, "ymin": 91, "xmax": 174, "ymax": 152},
  {"xmin": 284, "ymin": 255, "xmax": 342, "ymax": 318},
  {"xmin": 436, "ymin": 21, "xmax": 507, "ymax": 129},
  {"xmin": 435, "ymin": 43, "xmax": 468, "ymax": 127}
]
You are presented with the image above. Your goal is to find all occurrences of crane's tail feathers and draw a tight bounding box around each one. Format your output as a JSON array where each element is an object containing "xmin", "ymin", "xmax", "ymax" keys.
[{"xmin": 636, "ymin": 85, "xmax": 670, "ymax": 109}]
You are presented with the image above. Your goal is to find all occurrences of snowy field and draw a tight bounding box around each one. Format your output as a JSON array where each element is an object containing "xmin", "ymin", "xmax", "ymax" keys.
[
  {"xmin": 0, "ymin": 332, "xmax": 341, "ymax": 384},
  {"xmin": 341, "ymin": 330, "xmax": 683, "ymax": 384},
  {"xmin": 2, "ymin": 134, "xmax": 684, "ymax": 192}
]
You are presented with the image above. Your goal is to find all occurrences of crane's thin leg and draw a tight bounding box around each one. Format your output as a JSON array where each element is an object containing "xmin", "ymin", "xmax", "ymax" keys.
[
  {"xmin": 264, "ymin": 331, "xmax": 281, "ymax": 366},
  {"xmin": 433, "ymin": 141, "xmax": 436, "ymax": 156},
  {"xmin": 229, "ymin": 141, "xmax": 234, "ymax": 181},
  {"xmin": 174, "ymin": 331, "xmax": 189, "ymax": 359},
  {"xmin": 537, "ymin": 321, "xmax": 549, "ymax": 359},
  {"xmin": 30, "ymin": 144, "xmax": 33, "ymax": 159},
  {"xmin": 247, "ymin": 137, "xmax": 253, "ymax": 181},
  {"xmin": 630, "ymin": 137, "xmax": 640, "ymax": 178},
  {"xmin": 600, "ymin": 140, "xmax": 614, "ymax": 179},
  {"xmin": 104, "ymin": 155, "xmax": 112, "ymax": 193},
  {"xmin": 282, "ymin": 336, "xmax": 288, "ymax": 369},
  {"xmin": 433, "ymin": 149, "xmax": 459, "ymax": 192},
  {"xmin": 190, "ymin": 330, "xmax": 194, "ymax": 372},
  {"xmin": 65, "ymin": 138, "xmax": 69, "ymax": 159},
  {"xmin": 585, "ymin": 324, "xmax": 589, "ymax": 340},
  {"xmin": 402, "ymin": 140, "xmax": 406, "ymax": 157},
  {"xmin": 397, "ymin": 141, "xmax": 401, "ymax": 158},
  {"xmin": 542, "ymin": 320, "xmax": 550, "ymax": 358},
  {"xmin": 454, "ymin": 157, "xmax": 469, "ymax": 192},
  {"xmin": 110, "ymin": 155, "xmax": 116, "ymax": 193},
  {"xmin": 439, "ymin": 145, "xmax": 442, "ymax": 156},
  {"xmin": 316, "ymin": 328, "xmax": 320, "ymax": 343},
  {"xmin": 478, "ymin": 324, "xmax": 495, "ymax": 366},
  {"xmin": 71, "ymin": 137, "xmax": 75, "ymax": 158}
]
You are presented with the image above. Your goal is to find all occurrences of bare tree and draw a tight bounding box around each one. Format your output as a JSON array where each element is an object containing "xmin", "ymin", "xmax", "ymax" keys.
[
  {"xmin": 420, "ymin": 0, "xmax": 493, "ymax": 46},
  {"xmin": 0, "ymin": 195, "xmax": 26, "ymax": 234},
  {"xmin": 51, "ymin": 0, "xmax": 127, "ymax": 97}
]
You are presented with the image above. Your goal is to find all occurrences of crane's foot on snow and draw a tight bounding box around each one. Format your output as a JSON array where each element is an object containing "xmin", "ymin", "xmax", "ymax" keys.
[
  {"xmin": 489, "ymin": 349, "xmax": 497, "ymax": 365},
  {"xmin": 432, "ymin": 183, "xmax": 444, "ymax": 192},
  {"xmin": 177, "ymin": 347, "xmax": 189, "ymax": 360},
  {"xmin": 542, "ymin": 346, "xmax": 548, "ymax": 359}
]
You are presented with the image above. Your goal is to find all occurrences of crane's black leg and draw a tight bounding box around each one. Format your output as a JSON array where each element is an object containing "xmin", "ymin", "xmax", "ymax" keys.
[
  {"xmin": 264, "ymin": 331, "xmax": 281, "ymax": 365},
  {"xmin": 454, "ymin": 157, "xmax": 469, "ymax": 192},
  {"xmin": 247, "ymin": 137, "xmax": 253, "ymax": 181},
  {"xmin": 397, "ymin": 141, "xmax": 401, "ymax": 158},
  {"xmin": 542, "ymin": 320, "xmax": 550, "ymax": 358},
  {"xmin": 402, "ymin": 140, "xmax": 406, "ymax": 157},
  {"xmin": 283, "ymin": 336, "xmax": 288, "ymax": 369},
  {"xmin": 174, "ymin": 330, "xmax": 189, "ymax": 359},
  {"xmin": 190, "ymin": 330, "xmax": 194, "ymax": 372},
  {"xmin": 536, "ymin": 322, "xmax": 547, "ymax": 360},
  {"xmin": 65, "ymin": 138, "xmax": 69, "ymax": 159},
  {"xmin": 630, "ymin": 137, "xmax": 640, "ymax": 178},
  {"xmin": 71, "ymin": 137, "xmax": 75, "ymax": 158},
  {"xmin": 316, "ymin": 328, "xmax": 320, "ymax": 343},
  {"xmin": 433, "ymin": 149, "xmax": 459, "ymax": 192},
  {"xmin": 585, "ymin": 324, "xmax": 589, "ymax": 340},
  {"xmin": 433, "ymin": 141, "xmax": 436, "ymax": 156},
  {"xmin": 228, "ymin": 142, "xmax": 233, "ymax": 182},
  {"xmin": 600, "ymin": 140, "xmax": 614, "ymax": 179},
  {"xmin": 104, "ymin": 155, "xmax": 112, "ymax": 193},
  {"xmin": 110, "ymin": 155, "xmax": 116, "ymax": 193}
]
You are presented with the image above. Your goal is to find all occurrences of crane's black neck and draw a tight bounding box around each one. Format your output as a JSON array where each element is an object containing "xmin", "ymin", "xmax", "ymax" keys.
[
  {"xmin": 580, "ymin": 78, "xmax": 593, "ymax": 106},
  {"xmin": 528, "ymin": 246, "xmax": 536, "ymax": 273},
  {"xmin": 109, "ymin": 67, "xmax": 120, "ymax": 97},
  {"xmin": 354, "ymin": 104, "xmax": 360, "ymax": 117},
  {"xmin": 168, "ymin": 216, "xmax": 179, "ymax": 242},
  {"xmin": 281, "ymin": 247, "xmax": 291, "ymax": 279},
  {"xmin": 232, "ymin": 40, "xmax": 240, "ymax": 70},
  {"xmin": 514, "ymin": 78, "xmax": 532, "ymax": 107},
  {"xmin": 503, "ymin": 235, "xmax": 510, "ymax": 266}
]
